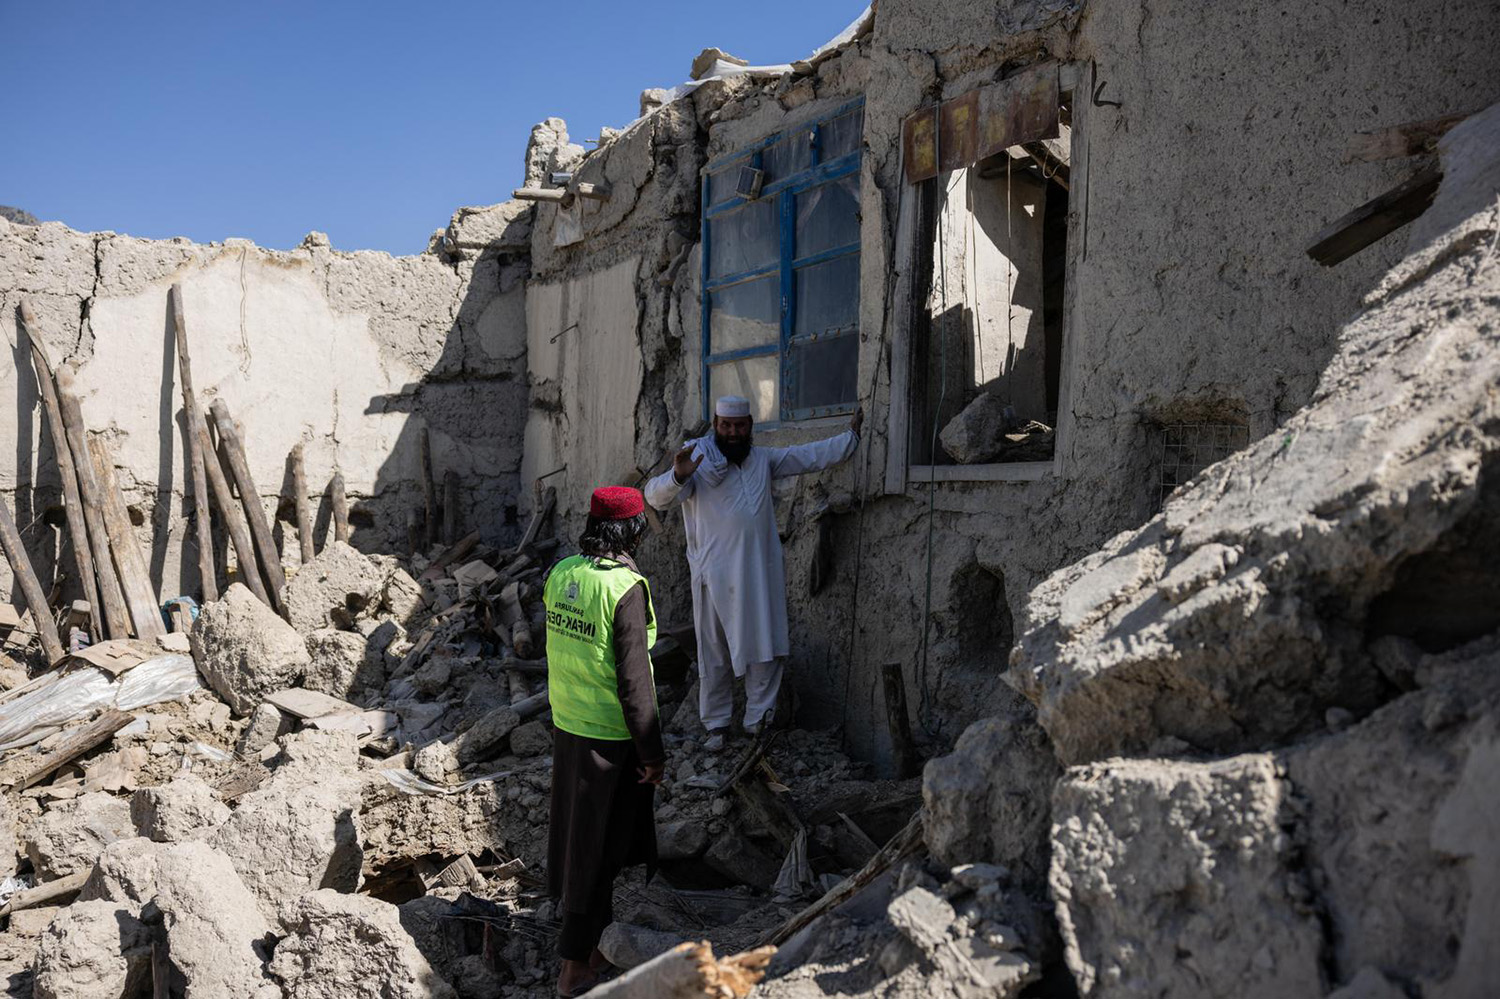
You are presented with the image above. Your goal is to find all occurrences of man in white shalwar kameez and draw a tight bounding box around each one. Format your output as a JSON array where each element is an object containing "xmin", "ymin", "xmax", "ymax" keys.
[{"xmin": 645, "ymin": 395, "xmax": 862, "ymax": 750}]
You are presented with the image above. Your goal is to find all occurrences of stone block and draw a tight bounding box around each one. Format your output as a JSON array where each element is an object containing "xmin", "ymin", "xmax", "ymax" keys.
[{"xmin": 190, "ymin": 583, "xmax": 312, "ymax": 715}]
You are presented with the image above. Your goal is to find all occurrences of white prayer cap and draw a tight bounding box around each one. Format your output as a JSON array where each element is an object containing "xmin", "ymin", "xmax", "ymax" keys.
[{"xmin": 714, "ymin": 395, "xmax": 751, "ymax": 418}]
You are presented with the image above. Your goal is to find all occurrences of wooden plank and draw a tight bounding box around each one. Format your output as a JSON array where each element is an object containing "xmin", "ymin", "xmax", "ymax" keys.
[
  {"xmin": 169, "ymin": 283, "xmax": 218, "ymax": 603},
  {"xmin": 70, "ymin": 638, "xmax": 154, "ymax": 676},
  {"xmin": 976, "ymin": 63, "xmax": 1060, "ymax": 162},
  {"xmin": 53, "ymin": 364, "xmax": 131, "ymax": 639},
  {"xmin": 514, "ymin": 486, "xmax": 556, "ymax": 555},
  {"xmin": 1307, "ymin": 166, "xmax": 1443, "ymax": 267},
  {"xmin": 1344, "ymin": 112, "xmax": 1468, "ymax": 163},
  {"xmin": 758, "ymin": 811, "xmax": 923, "ymax": 948},
  {"xmin": 264, "ymin": 687, "xmax": 359, "ymax": 720},
  {"xmin": 587, "ymin": 941, "xmax": 773, "ymax": 999},
  {"xmin": 938, "ymin": 89, "xmax": 979, "ymax": 173},
  {"xmin": 422, "ymin": 530, "xmax": 480, "ymax": 580},
  {"xmin": 902, "ymin": 106, "xmax": 939, "ymax": 184},
  {"xmin": 290, "ymin": 442, "xmax": 314, "ymax": 564},
  {"xmin": 511, "ymin": 187, "xmax": 571, "ymax": 203},
  {"xmin": 0, "ymin": 497, "xmax": 64, "ymax": 664},
  {"xmin": 881, "ymin": 662, "xmax": 918, "ymax": 779},
  {"xmin": 9, "ymin": 709, "xmax": 133, "ymax": 790},
  {"xmin": 209, "ymin": 399, "xmax": 286, "ymax": 612},
  {"xmin": 197, "ymin": 422, "xmax": 268, "ymax": 606},
  {"xmin": 329, "ymin": 472, "xmax": 350, "ymax": 544},
  {"xmin": 213, "ymin": 760, "xmax": 270, "ymax": 801},
  {"xmin": 87, "ymin": 437, "xmax": 166, "ymax": 639},
  {"xmin": 419, "ymin": 427, "xmax": 437, "ymax": 548},
  {"xmin": 443, "ymin": 470, "xmax": 460, "ymax": 547},
  {"xmin": 0, "ymin": 870, "xmax": 88, "ymax": 917},
  {"xmin": 19, "ymin": 300, "xmax": 102, "ymax": 639}
]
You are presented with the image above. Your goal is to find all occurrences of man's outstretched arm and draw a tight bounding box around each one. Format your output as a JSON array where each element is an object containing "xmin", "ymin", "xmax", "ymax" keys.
[{"xmin": 766, "ymin": 406, "xmax": 863, "ymax": 478}]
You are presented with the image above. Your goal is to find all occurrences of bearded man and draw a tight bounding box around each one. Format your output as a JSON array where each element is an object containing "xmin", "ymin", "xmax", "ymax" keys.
[{"xmin": 644, "ymin": 395, "xmax": 862, "ymax": 751}]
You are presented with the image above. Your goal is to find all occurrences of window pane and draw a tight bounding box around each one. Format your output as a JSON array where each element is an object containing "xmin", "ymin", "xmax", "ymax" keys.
[
  {"xmin": 786, "ymin": 334, "xmax": 859, "ymax": 413},
  {"xmin": 763, "ymin": 132, "xmax": 813, "ymax": 185},
  {"xmin": 707, "ymin": 167, "xmax": 742, "ymax": 206},
  {"xmin": 794, "ymin": 253, "xmax": 860, "ymax": 338},
  {"xmin": 709, "ymin": 198, "xmax": 779, "ymax": 279},
  {"xmin": 819, "ymin": 107, "xmax": 864, "ymax": 161},
  {"xmin": 709, "ymin": 277, "xmax": 781, "ymax": 354},
  {"xmin": 708, "ymin": 354, "xmax": 779, "ymax": 423},
  {"xmin": 795, "ymin": 174, "xmax": 860, "ymax": 259}
]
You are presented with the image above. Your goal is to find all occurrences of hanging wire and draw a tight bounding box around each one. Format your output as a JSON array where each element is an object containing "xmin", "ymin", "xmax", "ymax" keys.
[
  {"xmin": 839, "ymin": 335, "xmax": 886, "ymax": 741},
  {"xmin": 1005, "ymin": 153, "xmax": 1015, "ymax": 405}
]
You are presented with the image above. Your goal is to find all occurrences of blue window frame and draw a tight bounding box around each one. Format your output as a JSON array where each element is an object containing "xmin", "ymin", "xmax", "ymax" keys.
[{"xmin": 701, "ymin": 100, "xmax": 864, "ymax": 425}]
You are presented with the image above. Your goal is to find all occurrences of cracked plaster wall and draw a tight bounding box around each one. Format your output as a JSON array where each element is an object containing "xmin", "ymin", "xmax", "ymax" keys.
[{"xmin": 0, "ymin": 220, "xmax": 526, "ymax": 604}]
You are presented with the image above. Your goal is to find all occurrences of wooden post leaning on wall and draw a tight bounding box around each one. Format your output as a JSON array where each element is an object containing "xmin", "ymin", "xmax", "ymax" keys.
[
  {"xmin": 18, "ymin": 300, "xmax": 102, "ymax": 639},
  {"xmin": 290, "ymin": 442, "xmax": 314, "ymax": 564},
  {"xmin": 329, "ymin": 472, "xmax": 350, "ymax": 544},
  {"xmin": 53, "ymin": 364, "xmax": 131, "ymax": 639},
  {"xmin": 196, "ymin": 422, "xmax": 268, "ymax": 606},
  {"xmin": 0, "ymin": 497, "xmax": 64, "ymax": 664},
  {"xmin": 86, "ymin": 438, "xmax": 166, "ymax": 639},
  {"xmin": 419, "ymin": 427, "xmax": 437, "ymax": 549},
  {"xmin": 443, "ymin": 470, "xmax": 459, "ymax": 547},
  {"xmin": 168, "ymin": 284, "xmax": 219, "ymax": 604},
  {"xmin": 208, "ymin": 399, "xmax": 286, "ymax": 613},
  {"xmin": 881, "ymin": 661, "xmax": 919, "ymax": 779}
]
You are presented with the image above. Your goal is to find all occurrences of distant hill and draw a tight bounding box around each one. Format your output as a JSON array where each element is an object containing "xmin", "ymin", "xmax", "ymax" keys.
[{"xmin": 0, "ymin": 206, "xmax": 39, "ymax": 225}]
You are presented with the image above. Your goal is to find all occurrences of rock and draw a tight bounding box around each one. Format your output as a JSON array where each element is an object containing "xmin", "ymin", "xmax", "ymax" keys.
[
  {"xmin": 270, "ymin": 889, "xmax": 457, "ymax": 999},
  {"xmin": 190, "ymin": 583, "xmax": 312, "ymax": 715},
  {"xmin": 129, "ymin": 772, "xmax": 230, "ymax": 843},
  {"xmin": 690, "ymin": 47, "xmax": 750, "ymax": 80},
  {"xmin": 212, "ymin": 732, "xmax": 364, "ymax": 919},
  {"xmin": 282, "ymin": 541, "xmax": 388, "ymax": 633},
  {"xmin": 508, "ymin": 719, "xmax": 552, "ymax": 757},
  {"xmin": 922, "ymin": 714, "xmax": 1059, "ymax": 889},
  {"xmin": 24, "ymin": 792, "xmax": 133, "ymax": 879},
  {"xmin": 703, "ymin": 825, "xmax": 782, "ymax": 890},
  {"xmin": 657, "ymin": 819, "xmax": 708, "ymax": 860},
  {"xmin": 1327, "ymin": 967, "xmax": 1407, "ymax": 999},
  {"xmin": 79, "ymin": 837, "xmax": 169, "ymax": 905},
  {"xmin": 0, "ymin": 792, "xmax": 17, "ymax": 880},
  {"xmin": 237, "ymin": 702, "xmax": 291, "ymax": 756},
  {"xmin": 445, "ymin": 201, "xmax": 534, "ymax": 254},
  {"xmin": 524, "ymin": 118, "xmax": 584, "ymax": 188},
  {"xmin": 598, "ymin": 922, "xmax": 685, "ymax": 970},
  {"xmin": 140, "ymin": 840, "xmax": 278, "ymax": 997},
  {"xmin": 455, "ymin": 706, "xmax": 520, "ymax": 764},
  {"xmin": 1050, "ymin": 754, "xmax": 1323, "ymax": 998},
  {"xmin": 414, "ymin": 740, "xmax": 460, "ymax": 782},
  {"xmin": 938, "ymin": 392, "xmax": 1012, "ymax": 464},
  {"xmin": 304, "ymin": 628, "xmax": 382, "ymax": 700},
  {"xmin": 888, "ymin": 886, "xmax": 1037, "ymax": 998},
  {"xmin": 31, "ymin": 900, "xmax": 151, "ymax": 999},
  {"xmin": 381, "ymin": 564, "xmax": 429, "ymax": 624},
  {"xmin": 1007, "ymin": 118, "xmax": 1500, "ymax": 764}
]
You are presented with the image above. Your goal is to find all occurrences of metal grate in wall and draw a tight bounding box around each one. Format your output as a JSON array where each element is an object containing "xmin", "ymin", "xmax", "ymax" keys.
[{"xmin": 1157, "ymin": 421, "xmax": 1251, "ymax": 508}]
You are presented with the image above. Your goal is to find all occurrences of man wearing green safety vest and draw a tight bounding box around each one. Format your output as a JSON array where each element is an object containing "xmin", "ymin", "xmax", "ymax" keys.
[{"xmin": 545, "ymin": 485, "xmax": 664, "ymax": 998}]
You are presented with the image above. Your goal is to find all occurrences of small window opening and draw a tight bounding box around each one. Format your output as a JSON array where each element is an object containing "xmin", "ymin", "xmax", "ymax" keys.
[
  {"xmin": 910, "ymin": 106, "xmax": 1072, "ymax": 467},
  {"xmin": 1156, "ymin": 420, "xmax": 1251, "ymax": 508}
]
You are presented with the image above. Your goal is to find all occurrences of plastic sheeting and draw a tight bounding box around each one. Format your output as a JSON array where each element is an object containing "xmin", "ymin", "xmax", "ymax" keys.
[
  {"xmin": 0, "ymin": 654, "xmax": 203, "ymax": 752},
  {"xmin": 380, "ymin": 768, "xmax": 512, "ymax": 797}
]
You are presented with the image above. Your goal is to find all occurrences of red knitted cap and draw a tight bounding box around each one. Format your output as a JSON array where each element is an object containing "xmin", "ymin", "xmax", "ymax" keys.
[{"xmin": 590, "ymin": 486, "xmax": 645, "ymax": 520}]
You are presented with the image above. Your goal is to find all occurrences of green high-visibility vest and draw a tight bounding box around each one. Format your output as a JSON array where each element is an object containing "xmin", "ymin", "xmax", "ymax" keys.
[{"xmin": 544, "ymin": 554, "xmax": 658, "ymax": 741}]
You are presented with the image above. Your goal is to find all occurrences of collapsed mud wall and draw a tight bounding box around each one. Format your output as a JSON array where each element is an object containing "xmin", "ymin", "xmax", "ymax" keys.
[{"xmin": 0, "ymin": 219, "xmax": 528, "ymax": 603}]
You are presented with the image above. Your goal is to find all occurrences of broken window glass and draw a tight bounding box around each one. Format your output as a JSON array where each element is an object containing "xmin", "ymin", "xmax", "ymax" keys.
[
  {"xmin": 710, "ymin": 277, "xmax": 781, "ymax": 353},
  {"xmin": 819, "ymin": 107, "xmax": 864, "ymax": 161},
  {"xmin": 763, "ymin": 131, "xmax": 814, "ymax": 185},
  {"xmin": 794, "ymin": 253, "xmax": 860, "ymax": 338},
  {"xmin": 707, "ymin": 353, "xmax": 779, "ymax": 423},
  {"xmin": 708, "ymin": 198, "xmax": 779, "ymax": 279},
  {"xmin": 795, "ymin": 174, "xmax": 860, "ymax": 259},
  {"xmin": 786, "ymin": 335, "xmax": 860, "ymax": 414}
]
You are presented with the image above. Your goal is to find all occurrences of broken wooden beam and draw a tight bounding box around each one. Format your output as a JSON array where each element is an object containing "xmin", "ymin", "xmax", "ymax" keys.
[
  {"xmin": 0, "ymin": 870, "xmax": 88, "ymax": 918},
  {"xmin": 589, "ymin": 941, "xmax": 773, "ymax": 999},
  {"xmin": 443, "ymin": 470, "xmax": 459, "ymax": 547},
  {"xmin": 19, "ymin": 300, "xmax": 102, "ymax": 639},
  {"xmin": 290, "ymin": 442, "xmax": 314, "ymax": 564},
  {"xmin": 209, "ymin": 399, "xmax": 286, "ymax": 612},
  {"xmin": 419, "ymin": 427, "xmax": 437, "ymax": 548},
  {"xmin": 1307, "ymin": 165, "xmax": 1443, "ymax": 267},
  {"xmin": 511, "ymin": 187, "xmax": 571, "ymax": 204},
  {"xmin": 882, "ymin": 661, "xmax": 919, "ymax": 779},
  {"xmin": 514, "ymin": 486, "xmax": 556, "ymax": 555},
  {"xmin": 498, "ymin": 581, "xmax": 534, "ymax": 658},
  {"xmin": 0, "ymin": 497, "xmax": 63, "ymax": 664},
  {"xmin": 168, "ymin": 284, "xmax": 219, "ymax": 604},
  {"xmin": 10, "ymin": 709, "xmax": 133, "ymax": 791},
  {"xmin": 1344, "ymin": 112, "xmax": 1468, "ymax": 163},
  {"xmin": 54, "ymin": 364, "xmax": 132, "ymax": 639},
  {"xmin": 574, "ymin": 182, "xmax": 611, "ymax": 201},
  {"xmin": 197, "ymin": 422, "xmax": 268, "ymax": 606},
  {"xmin": 329, "ymin": 472, "xmax": 350, "ymax": 544},
  {"xmin": 87, "ymin": 438, "xmax": 166, "ymax": 640}
]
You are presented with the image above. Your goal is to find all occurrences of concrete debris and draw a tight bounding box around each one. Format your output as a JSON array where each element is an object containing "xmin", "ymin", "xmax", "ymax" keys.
[
  {"xmin": 304, "ymin": 627, "xmax": 384, "ymax": 701},
  {"xmin": 599, "ymin": 921, "xmax": 688, "ymax": 970},
  {"xmin": 0, "ymin": 792, "xmax": 17, "ymax": 880},
  {"xmin": 129, "ymin": 771, "xmax": 230, "ymax": 842},
  {"xmin": 283, "ymin": 541, "xmax": 395, "ymax": 633},
  {"xmin": 454, "ymin": 704, "xmax": 520, "ymax": 764},
  {"xmin": 23, "ymin": 791, "xmax": 133, "ymax": 880},
  {"xmin": 270, "ymin": 889, "xmax": 457, "ymax": 999},
  {"xmin": 508, "ymin": 718, "xmax": 553, "ymax": 757},
  {"xmin": 190, "ymin": 582, "xmax": 313, "ymax": 715},
  {"xmin": 30, "ymin": 899, "xmax": 150, "ymax": 999},
  {"xmin": 238, "ymin": 701, "xmax": 292, "ymax": 755},
  {"xmin": 937, "ymin": 393, "xmax": 1052, "ymax": 464}
]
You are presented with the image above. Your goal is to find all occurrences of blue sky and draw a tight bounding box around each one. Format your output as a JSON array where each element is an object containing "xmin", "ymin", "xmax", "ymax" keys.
[{"xmin": 0, "ymin": 1, "xmax": 865, "ymax": 255}]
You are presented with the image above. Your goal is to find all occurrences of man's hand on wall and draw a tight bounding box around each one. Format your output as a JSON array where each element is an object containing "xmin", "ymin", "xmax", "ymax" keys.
[
  {"xmin": 850, "ymin": 405, "xmax": 864, "ymax": 435},
  {"xmin": 673, "ymin": 445, "xmax": 704, "ymax": 484}
]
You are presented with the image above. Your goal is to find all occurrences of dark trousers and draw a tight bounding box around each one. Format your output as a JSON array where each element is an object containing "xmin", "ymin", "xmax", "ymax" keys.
[{"xmin": 557, "ymin": 870, "xmax": 616, "ymax": 961}]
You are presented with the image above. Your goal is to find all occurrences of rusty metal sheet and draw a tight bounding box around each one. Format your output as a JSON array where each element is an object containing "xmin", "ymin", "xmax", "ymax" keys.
[
  {"xmin": 902, "ymin": 106, "xmax": 939, "ymax": 183},
  {"xmin": 938, "ymin": 89, "xmax": 980, "ymax": 173},
  {"xmin": 977, "ymin": 63, "xmax": 1060, "ymax": 162}
]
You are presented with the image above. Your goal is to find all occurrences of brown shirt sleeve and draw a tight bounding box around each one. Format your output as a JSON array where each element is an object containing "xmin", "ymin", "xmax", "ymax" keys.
[{"xmin": 613, "ymin": 581, "xmax": 664, "ymax": 766}]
